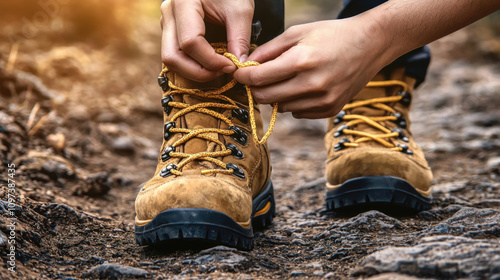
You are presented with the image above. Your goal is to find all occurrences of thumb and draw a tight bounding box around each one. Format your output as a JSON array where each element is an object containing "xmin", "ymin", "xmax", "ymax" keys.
[{"xmin": 225, "ymin": 9, "xmax": 253, "ymax": 61}]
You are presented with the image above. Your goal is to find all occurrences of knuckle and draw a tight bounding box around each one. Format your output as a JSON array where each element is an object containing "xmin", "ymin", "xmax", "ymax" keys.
[
  {"xmin": 161, "ymin": 52, "xmax": 176, "ymax": 67},
  {"xmin": 294, "ymin": 54, "xmax": 315, "ymax": 73},
  {"xmin": 178, "ymin": 36, "xmax": 197, "ymax": 53},
  {"xmin": 253, "ymin": 91, "xmax": 267, "ymax": 104},
  {"xmin": 304, "ymin": 77, "xmax": 325, "ymax": 92},
  {"xmin": 248, "ymin": 71, "xmax": 264, "ymax": 86}
]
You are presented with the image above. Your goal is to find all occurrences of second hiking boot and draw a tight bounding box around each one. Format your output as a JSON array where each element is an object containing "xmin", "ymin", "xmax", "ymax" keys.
[{"xmin": 324, "ymin": 68, "xmax": 432, "ymax": 215}]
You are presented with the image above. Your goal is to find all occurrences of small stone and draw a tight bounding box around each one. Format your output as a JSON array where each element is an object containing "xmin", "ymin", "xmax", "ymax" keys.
[
  {"xmin": 292, "ymin": 239, "xmax": 310, "ymax": 246},
  {"xmin": 298, "ymin": 221, "xmax": 318, "ymax": 227},
  {"xmin": 193, "ymin": 246, "xmax": 248, "ymax": 265},
  {"xmin": 487, "ymin": 157, "xmax": 500, "ymax": 172},
  {"xmin": 324, "ymin": 272, "xmax": 336, "ymax": 279},
  {"xmin": 111, "ymin": 136, "xmax": 135, "ymax": 155},
  {"xmin": 431, "ymin": 180, "xmax": 467, "ymax": 194},
  {"xmin": 306, "ymin": 262, "xmax": 322, "ymax": 269},
  {"xmin": 0, "ymin": 231, "xmax": 8, "ymax": 247},
  {"xmin": 290, "ymin": 270, "xmax": 305, "ymax": 277},
  {"xmin": 336, "ymin": 211, "xmax": 402, "ymax": 231},
  {"xmin": 74, "ymin": 172, "xmax": 112, "ymax": 197},
  {"xmin": 313, "ymin": 270, "xmax": 325, "ymax": 276},
  {"xmin": 46, "ymin": 133, "xmax": 66, "ymax": 152},
  {"xmin": 41, "ymin": 159, "xmax": 75, "ymax": 180},
  {"xmin": 472, "ymin": 113, "xmax": 499, "ymax": 127},
  {"xmin": 84, "ymin": 263, "xmax": 148, "ymax": 279}
]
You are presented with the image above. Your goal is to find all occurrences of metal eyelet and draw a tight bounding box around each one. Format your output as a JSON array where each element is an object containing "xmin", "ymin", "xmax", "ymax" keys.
[
  {"xmin": 226, "ymin": 163, "xmax": 245, "ymax": 179},
  {"xmin": 161, "ymin": 95, "xmax": 174, "ymax": 115},
  {"xmin": 228, "ymin": 126, "xmax": 248, "ymax": 146},
  {"xmin": 225, "ymin": 144, "xmax": 244, "ymax": 159},
  {"xmin": 160, "ymin": 163, "xmax": 177, "ymax": 178},
  {"xmin": 232, "ymin": 108, "xmax": 249, "ymax": 124},
  {"xmin": 396, "ymin": 144, "xmax": 413, "ymax": 155},
  {"xmin": 334, "ymin": 125, "xmax": 351, "ymax": 138},
  {"xmin": 392, "ymin": 128, "xmax": 409, "ymax": 142},
  {"xmin": 334, "ymin": 139, "xmax": 351, "ymax": 151},
  {"xmin": 397, "ymin": 91, "xmax": 412, "ymax": 106},
  {"xmin": 158, "ymin": 76, "xmax": 170, "ymax": 92},
  {"xmin": 334, "ymin": 110, "xmax": 346, "ymax": 125},
  {"xmin": 390, "ymin": 112, "xmax": 407, "ymax": 129},
  {"xmin": 164, "ymin": 122, "xmax": 176, "ymax": 140},
  {"xmin": 161, "ymin": 146, "xmax": 175, "ymax": 162}
]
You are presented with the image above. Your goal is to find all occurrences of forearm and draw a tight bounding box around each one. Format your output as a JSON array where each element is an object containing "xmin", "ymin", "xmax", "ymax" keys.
[{"xmin": 363, "ymin": 0, "xmax": 500, "ymax": 67}]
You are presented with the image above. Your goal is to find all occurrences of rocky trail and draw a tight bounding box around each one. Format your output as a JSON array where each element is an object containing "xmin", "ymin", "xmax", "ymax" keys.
[{"xmin": 0, "ymin": 2, "xmax": 499, "ymax": 279}]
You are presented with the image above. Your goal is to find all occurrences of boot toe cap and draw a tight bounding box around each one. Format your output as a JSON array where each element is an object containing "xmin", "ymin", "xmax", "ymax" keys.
[
  {"xmin": 326, "ymin": 148, "xmax": 432, "ymax": 196},
  {"xmin": 135, "ymin": 176, "xmax": 252, "ymax": 226}
]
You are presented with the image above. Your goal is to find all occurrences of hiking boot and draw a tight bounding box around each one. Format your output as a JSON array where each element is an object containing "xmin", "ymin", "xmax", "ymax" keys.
[
  {"xmin": 134, "ymin": 47, "xmax": 275, "ymax": 250},
  {"xmin": 324, "ymin": 68, "xmax": 432, "ymax": 215}
]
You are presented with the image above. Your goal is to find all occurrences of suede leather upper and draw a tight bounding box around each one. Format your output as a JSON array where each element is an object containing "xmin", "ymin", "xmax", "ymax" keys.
[{"xmin": 135, "ymin": 73, "xmax": 271, "ymax": 226}]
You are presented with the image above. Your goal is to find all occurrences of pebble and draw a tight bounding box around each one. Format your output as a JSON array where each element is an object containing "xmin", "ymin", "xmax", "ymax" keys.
[
  {"xmin": 324, "ymin": 272, "xmax": 336, "ymax": 279},
  {"xmin": 84, "ymin": 263, "xmax": 148, "ymax": 279},
  {"xmin": 298, "ymin": 221, "xmax": 318, "ymax": 227},
  {"xmin": 190, "ymin": 246, "xmax": 248, "ymax": 265},
  {"xmin": 0, "ymin": 231, "xmax": 8, "ymax": 247},
  {"xmin": 352, "ymin": 235, "xmax": 500, "ymax": 279},
  {"xmin": 487, "ymin": 157, "xmax": 500, "ymax": 172},
  {"xmin": 336, "ymin": 211, "xmax": 402, "ymax": 230},
  {"xmin": 431, "ymin": 180, "xmax": 468, "ymax": 194},
  {"xmin": 111, "ymin": 136, "xmax": 135, "ymax": 154},
  {"xmin": 290, "ymin": 270, "xmax": 306, "ymax": 277}
]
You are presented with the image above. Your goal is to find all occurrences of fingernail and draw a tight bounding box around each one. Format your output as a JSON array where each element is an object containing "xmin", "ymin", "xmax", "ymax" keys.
[
  {"xmin": 222, "ymin": 65, "xmax": 236, "ymax": 73},
  {"xmin": 239, "ymin": 54, "xmax": 248, "ymax": 63}
]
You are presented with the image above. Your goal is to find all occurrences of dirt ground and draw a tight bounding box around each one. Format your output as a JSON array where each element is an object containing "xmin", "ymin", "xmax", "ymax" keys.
[{"xmin": 0, "ymin": 1, "xmax": 499, "ymax": 279}]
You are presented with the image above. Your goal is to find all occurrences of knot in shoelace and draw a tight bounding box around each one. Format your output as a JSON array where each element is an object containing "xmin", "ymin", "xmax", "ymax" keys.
[
  {"xmin": 159, "ymin": 43, "xmax": 278, "ymax": 177},
  {"xmin": 336, "ymin": 80, "xmax": 411, "ymax": 153}
]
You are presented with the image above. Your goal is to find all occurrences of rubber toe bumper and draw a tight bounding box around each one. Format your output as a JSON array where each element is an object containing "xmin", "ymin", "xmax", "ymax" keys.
[
  {"xmin": 326, "ymin": 176, "xmax": 431, "ymax": 216},
  {"xmin": 135, "ymin": 180, "xmax": 276, "ymax": 250}
]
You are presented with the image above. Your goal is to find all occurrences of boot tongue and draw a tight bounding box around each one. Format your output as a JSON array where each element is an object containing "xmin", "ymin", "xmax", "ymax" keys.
[
  {"xmin": 347, "ymin": 68, "xmax": 406, "ymax": 145},
  {"xmin": 171, "ymin": 73, "xmax": 231, "ymax": 169}
]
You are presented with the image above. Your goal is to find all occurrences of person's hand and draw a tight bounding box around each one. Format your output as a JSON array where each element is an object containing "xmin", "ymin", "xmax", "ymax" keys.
[
  {"xmin": 160, "ymin": 0, "xmax": 255, "ymax": 82},
  {"xmin": 234, "ymin": 18, "xmax": 392, "ymax": 119}
]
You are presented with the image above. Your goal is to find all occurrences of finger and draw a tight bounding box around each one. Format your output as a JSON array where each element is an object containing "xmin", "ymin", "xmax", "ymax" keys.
[
  {"xmin": 234, "ymin": 48, "xmax": 300, "ymax": 87},
  {"xmin": 225, "ymin": 4, "xmax": 254, "ymax": 60},
  {"xmin": 247, "ymin": 69, "xmax": 329, "ymax": 104},
  {"xmin": 247, "ymin": 25, "xmax": 302, "ymax": 63},
  {"xmin": 161, "ymin": 3, "xmax": 222, "ymax": 82},
  {"xmin": 279, "ymin": 95, "xmax": 344, "ymax": 119},
  {"xmin": 173, "ymin": 0, "xmax": 235, "ymax": 72}
]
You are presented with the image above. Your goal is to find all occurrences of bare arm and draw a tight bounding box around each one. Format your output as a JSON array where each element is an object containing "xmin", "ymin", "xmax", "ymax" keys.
[
  {"xmin": 375, "ymin": 0, "xmax": 500, "ymax": 67},
  {"xmin": 234, "ymin": 1, "xmax": 500, "ymax": 119}
]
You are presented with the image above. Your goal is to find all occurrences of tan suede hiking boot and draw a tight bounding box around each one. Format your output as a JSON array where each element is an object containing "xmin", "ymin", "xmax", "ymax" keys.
[
  {"xmin": 324, "ymin": 68, "xmax": 432, "ymax": 215},
  {"xmin": 134, "ymin": 49, "xmax": 275, "ymax": 250}
]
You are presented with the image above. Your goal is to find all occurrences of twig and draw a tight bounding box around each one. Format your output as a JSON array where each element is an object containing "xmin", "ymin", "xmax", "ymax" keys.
[
  {"xmin": 26, "ymin": 102, "xmax": 40, "ymax": 131},
  {"xmin": 6, "ymin": 42, "xmax": 20, "ymax": 72},
  {"xmin": 28, "ymin": 111, "xmax": 53, "ymax": 137}
]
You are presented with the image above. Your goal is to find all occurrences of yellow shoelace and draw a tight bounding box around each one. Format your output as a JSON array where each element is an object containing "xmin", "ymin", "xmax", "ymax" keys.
[
  {"xmin": 338, "ymin": 80, "xmax": 409, "ymax": 152},
  {"xmin": 159, "ymin": 43, "xmax": 278, "ymax": 177}
]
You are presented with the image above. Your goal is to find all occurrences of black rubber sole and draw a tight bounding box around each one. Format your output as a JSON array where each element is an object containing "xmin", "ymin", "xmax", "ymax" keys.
[
  {"xmin": 135, "ymin": 180, "xmax": 276, "ymax": 250},
  {"xmin": 326, "ymin": 176, "xmax": 432, "ymax": 216}
]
